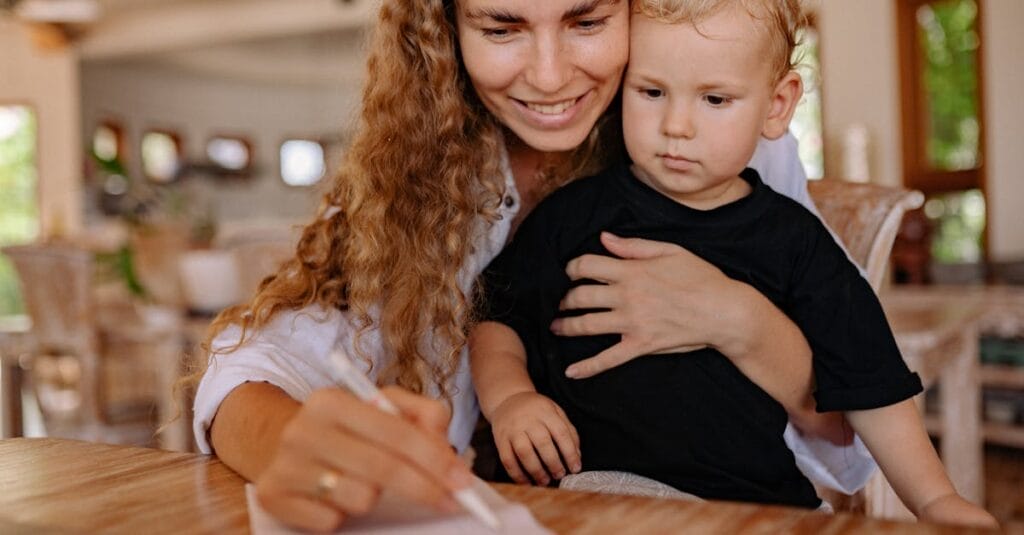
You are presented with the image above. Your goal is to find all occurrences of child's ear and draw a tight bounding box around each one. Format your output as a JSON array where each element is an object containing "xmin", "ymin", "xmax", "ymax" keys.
[{"xmin": 762, "ymin": 71, "xmax": 803, "ymax": 140}]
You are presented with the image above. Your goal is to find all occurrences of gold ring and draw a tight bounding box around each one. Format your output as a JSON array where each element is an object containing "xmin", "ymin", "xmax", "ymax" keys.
[{"xmin": 315, "ymin": 470, "xmax": 341, "ymax": 501}]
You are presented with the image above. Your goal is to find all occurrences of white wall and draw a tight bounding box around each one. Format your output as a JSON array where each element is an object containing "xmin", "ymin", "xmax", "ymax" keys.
[
  {"xmin": 0, "ymin": 20, "xmax": 82, "ymax": 237},
  {"xmin": 817, "ymin": 0, "xmax": 903, "ymax": 188},
  {"xmin": 80, "ymin": 62, "xmax": 362, "ymax": 223},
  {"xmin": 817, "ymin": 0, "xmax": 1024, "ymax": 261},
  {"xmin": 982, "ymin": 0, "xmax": 1024, "ymax": 262}
]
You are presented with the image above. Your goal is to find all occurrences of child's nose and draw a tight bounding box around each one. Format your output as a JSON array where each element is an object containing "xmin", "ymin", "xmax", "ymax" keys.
[{"xmin": 661, "ymin": 104, "xmax": 695, "ymax": 139}]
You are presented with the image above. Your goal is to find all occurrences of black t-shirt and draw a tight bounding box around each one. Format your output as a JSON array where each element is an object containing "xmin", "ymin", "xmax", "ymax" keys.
[{"xmin": 479, "ymin": 162, "xmax": 922, "ymax": 508}]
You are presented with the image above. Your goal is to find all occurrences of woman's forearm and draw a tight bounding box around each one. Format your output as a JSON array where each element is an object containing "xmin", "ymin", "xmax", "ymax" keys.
[{"xmin": 209, "ymin": 382, "xmax": 302, "ymax": 481}]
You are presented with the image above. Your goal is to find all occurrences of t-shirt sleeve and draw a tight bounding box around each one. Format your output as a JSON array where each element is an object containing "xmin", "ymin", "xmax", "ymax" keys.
[
  {"xmin": 786, "ymin": 215, "xmax": 923, "ymax": 413},
  {"xmin": 477, "ymin": 209, "xmax": 559, "ymax": 344}
]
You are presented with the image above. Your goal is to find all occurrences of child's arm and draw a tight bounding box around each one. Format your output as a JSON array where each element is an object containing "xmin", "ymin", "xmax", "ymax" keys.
[
  {"xmin": 469, "ymin": 321, "xmax": 581, "ymax": 486},
  {"xmin": 846, "ymin": 399, "xmax": 997, "ymax": 528}
]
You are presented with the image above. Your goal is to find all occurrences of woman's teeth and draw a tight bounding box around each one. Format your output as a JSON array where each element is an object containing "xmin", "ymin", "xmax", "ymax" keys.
[{"xmin": 525, "ymin": 98, "xmax": 577, "ymax": 115}]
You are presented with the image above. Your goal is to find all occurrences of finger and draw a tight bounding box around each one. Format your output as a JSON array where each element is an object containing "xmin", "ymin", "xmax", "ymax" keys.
[
  {"xmin": 559, "ymin": 283, "xmax": 620, "ymax": 311},
  {"xmin": 510, "ymin": 433, "xmax": 550, "ymax": 486},
  {"xmin": 526, "ymin": 426, "xmax": 567, "ymax": 480},
  {"xmin": 381, "ymin": 385, "xmax": 451, "ymax": 435},
  {"xmin": 545, "ymin": 419, "xmax": 582, "ymax": 474},
  {"xmin": 564, "ymin": 342, "xmax": 640, "ymax": 379},
  {"xmin": 309, "ymin": 427, "xmax": 459, "ymax": 513},
  {"xmin": 281, "ymin": 462, "xmax": 382, "ymax": 517},
  {"xmin": 496, "ymin": 439, "xmax": 530, "ymax": 484},
  {"xmin": 550, "ymin": 310, "xmax": 624, "ymax": 337},
  {"xmin": 303, "ymin": 390, "xmax": 471, "ymax": 492},
  {"xmin": 600, "ymin": 232, "xmax": 687, "ymax": 260},
  {"xmin": 256, "ymin": 482, "xmax": 345, "ymax": 533},
  {"xmin": 565, "ymin": 253, "xmax": 625, "ymax": 283}
]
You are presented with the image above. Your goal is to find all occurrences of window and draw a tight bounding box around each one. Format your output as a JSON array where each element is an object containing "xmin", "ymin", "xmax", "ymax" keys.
[
  {"xmin": 141, "ymin": 130, "xmax": 184, "ymax": 183},
  {"xmin": 279, "ymin": 139, "xmax": 325, "ymax": 187},
  {"xmin": 206, "ymin": 135, "xmax": 253, "ymax": 175},
  {"xmin": 0, "ymin": 105, "xmax": 39, "ymax": 316},
  {"xmin": 897, "ymin": 0, "xmax": 986, "ymax": 264},
  {"xmin": 92, "ymin": 121, "xmax": 124, "ymax": 163},
  {"xmin": 791, "ymin": 21, "xmax": 824, "ymax": 180}
]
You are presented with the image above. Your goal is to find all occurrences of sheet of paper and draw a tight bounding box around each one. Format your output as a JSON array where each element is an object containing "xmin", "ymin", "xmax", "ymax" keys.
[{"xmin": 247, "ymin": 477, "xmax": 552, "ymax": 535}]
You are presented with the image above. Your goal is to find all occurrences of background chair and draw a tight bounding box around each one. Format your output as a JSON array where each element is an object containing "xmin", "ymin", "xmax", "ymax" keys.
[
  {"xmin": 2, "ymin": 243, "xmax": 185, "ymax": 448},
  {"xmin": 807, "ymin": 179, "xmax": 925, "ymax": 291}
]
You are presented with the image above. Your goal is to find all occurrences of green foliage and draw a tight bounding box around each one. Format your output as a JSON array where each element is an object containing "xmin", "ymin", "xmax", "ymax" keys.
[
  {"xmin": 0, "ymin": 106, "xmax": 40, "ymax": 316},
  {"xmin": 918, "ymin": 0, "xmax": 981, "ymax": 171}
]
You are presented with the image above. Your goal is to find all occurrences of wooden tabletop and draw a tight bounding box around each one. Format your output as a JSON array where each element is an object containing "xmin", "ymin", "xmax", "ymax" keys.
[{"xmin": 0, "ymin": 438, "xmax": 996, "ymax": 534}]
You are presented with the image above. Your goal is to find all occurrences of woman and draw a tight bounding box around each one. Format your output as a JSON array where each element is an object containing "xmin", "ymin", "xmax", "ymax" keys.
[{"xmin": 193, "ymin": 0, "xmax": 868, "ymax": 531}]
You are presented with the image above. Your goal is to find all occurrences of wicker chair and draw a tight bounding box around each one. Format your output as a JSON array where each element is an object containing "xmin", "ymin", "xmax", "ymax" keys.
[{"xmin": 2, "ymin": 243, "xmax": 184, "ymax": 447}]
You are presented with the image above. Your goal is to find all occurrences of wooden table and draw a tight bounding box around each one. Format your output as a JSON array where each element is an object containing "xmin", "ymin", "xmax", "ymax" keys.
[{"xmin": 0, "ymin": 438, "xmax": 995, "ymax": 534}]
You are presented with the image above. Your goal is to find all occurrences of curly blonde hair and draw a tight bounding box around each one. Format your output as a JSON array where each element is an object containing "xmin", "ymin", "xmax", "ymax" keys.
[
  {"xmin": 633, "ymin": 0, "xmax": 803, "ymax": 82},
  {"xmin": 185, "ymin": 0, "xmax": 619, "ymax": 400}
]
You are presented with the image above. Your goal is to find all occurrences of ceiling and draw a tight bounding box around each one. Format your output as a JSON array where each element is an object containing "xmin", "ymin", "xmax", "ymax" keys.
[{"xmin": 80, "ymin": 0, "xmax": 373, "ymax": 87}]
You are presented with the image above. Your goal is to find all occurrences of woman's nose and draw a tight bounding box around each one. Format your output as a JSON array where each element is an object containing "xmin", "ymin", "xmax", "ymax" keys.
[{"xmin": 524, "ymin": 34, "xmax": 573, "ymax": 94}]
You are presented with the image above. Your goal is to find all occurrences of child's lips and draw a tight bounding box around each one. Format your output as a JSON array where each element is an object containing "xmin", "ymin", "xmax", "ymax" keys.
[{"xmin": 660, "ymin": 154, "xmax": 698, "ymax": 172}]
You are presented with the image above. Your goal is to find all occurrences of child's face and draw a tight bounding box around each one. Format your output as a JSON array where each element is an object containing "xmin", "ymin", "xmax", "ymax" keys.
[{"xmin": 622, "ymin": 8, "xmax": 791, "ymax": 207}]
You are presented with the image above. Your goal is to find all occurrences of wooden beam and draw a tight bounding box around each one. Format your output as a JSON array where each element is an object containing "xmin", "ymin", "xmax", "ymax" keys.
[{"xmin": 77, "ymin": 0, "xmax": 374, "ymax": 60}]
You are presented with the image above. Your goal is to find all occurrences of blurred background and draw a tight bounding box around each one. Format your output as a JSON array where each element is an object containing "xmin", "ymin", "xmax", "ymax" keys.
[{"xmin": 0, "ymin": 0, "xmax": 1022, "ymax": 526}]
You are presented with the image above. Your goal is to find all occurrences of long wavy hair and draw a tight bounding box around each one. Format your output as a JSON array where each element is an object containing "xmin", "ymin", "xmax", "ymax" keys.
[{"xmin": 184, "ymin": 0, "xmax": 619, "ymax": 400}]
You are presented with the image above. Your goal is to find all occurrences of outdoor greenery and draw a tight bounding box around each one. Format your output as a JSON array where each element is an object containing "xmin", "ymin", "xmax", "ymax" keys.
[
  {"xmin": 0, "ymin": 105, "xmax": 39, "ymax": 316},
  {"xmin": 918, "ymin": 0, "xmax": 981, "ymax": 172},
  {"xmin": 791, "ymin": 26, "xmax": 824, "ymax": 180},
  {"xmin": 917, "ymin": 0, "xmax": 985, "ymax": 264}
]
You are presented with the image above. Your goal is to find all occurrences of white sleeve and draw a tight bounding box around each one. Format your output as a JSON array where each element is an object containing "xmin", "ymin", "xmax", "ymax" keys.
[
  {"xmin": 191, "ymin": 307, "xmax": 343, "ymax": 454},
  {"xmin": 750, "ymin": 133, "xmax": 879, "ymax": 494}
]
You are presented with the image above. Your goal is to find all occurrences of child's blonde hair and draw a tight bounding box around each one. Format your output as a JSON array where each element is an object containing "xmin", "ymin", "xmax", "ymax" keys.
[{"xmin": 632, "ymin": 0, "xmax": 803, "ymax": 82}]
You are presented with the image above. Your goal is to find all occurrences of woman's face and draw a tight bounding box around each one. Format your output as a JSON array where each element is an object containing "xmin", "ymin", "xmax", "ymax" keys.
[{"xmin": 456, "ymin": 0, "xmax": 629, "ymax": 153}]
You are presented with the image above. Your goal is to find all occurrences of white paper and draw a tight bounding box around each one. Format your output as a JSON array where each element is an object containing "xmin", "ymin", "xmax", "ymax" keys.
[{"xmin": 247, "ymin": 478, "xmax": 552, "ymax": 535}]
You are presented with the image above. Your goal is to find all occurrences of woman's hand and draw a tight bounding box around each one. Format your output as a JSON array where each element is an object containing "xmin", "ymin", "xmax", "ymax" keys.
[
  {"xmin": 253, "ymin": 386, "xmax": 474, "ymax": 532},
  {"xmin": 554, "ymin": 232, "xmax": 747, "ymax": 379},
  {"xmin": 489, "ymin": 391, "xmax": 581, "ymax": 486}
]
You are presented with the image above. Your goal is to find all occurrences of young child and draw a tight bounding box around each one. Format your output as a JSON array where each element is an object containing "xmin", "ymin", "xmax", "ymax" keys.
[{"xmin": 470, "ymin": 0, "xmax": 997, "ymax": 526}]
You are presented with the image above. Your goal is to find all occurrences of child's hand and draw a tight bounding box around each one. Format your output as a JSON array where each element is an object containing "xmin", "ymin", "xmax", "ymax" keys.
[
  {"xmin": 489, "ymin": 391, "xmax": 581, "ymax": 486},
  {"xmin": 918, "ymin": 493, "xmax": 999, "ymax": 529}
]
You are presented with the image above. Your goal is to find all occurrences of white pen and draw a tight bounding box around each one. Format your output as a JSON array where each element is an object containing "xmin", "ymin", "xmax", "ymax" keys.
[{"xmin": 329, "ymin": 348, "xmax": 502, "ymax": 531}]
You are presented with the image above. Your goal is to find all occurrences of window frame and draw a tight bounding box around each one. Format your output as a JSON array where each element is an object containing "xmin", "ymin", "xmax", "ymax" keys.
[{"xmin": 896, "ymin": 0, "xmax": 987, "ymax": 194}]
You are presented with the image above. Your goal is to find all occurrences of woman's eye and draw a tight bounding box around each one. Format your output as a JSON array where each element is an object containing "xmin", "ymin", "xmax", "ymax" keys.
[
  {"xmin": 705, "ymin": 95, "xmax": 731, "ymax": 106},
  {"xmin": 640, "ymin": 88, "xmax": 664, "ymax": 99},
  {"xmin": 482, "ymin": 27, "xmax": 515, "ymax": 39},
  {"xmin": 575, "ymin": 17, "xmax": 609, "ymax": 31}
]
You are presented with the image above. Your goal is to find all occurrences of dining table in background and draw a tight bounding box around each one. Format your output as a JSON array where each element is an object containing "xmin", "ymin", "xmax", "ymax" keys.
[{"xmin": 0, "ymin": 438, "xmax": 999, "ymax": 534}]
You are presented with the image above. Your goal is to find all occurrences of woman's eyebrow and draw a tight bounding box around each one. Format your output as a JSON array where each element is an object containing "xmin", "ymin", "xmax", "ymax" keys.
[
  {"xmin": 563, "ymin": 0, "xmax": 620, "ymax": 20},
  {"xmin": 463, "ymin": 0, "xmax": 619, "ymax": 24}
]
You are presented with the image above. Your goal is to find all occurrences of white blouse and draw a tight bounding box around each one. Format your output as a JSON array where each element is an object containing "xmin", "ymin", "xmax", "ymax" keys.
[{"xmin": 193, "ymin": 133, "xmax": 876, "ymax": 494}]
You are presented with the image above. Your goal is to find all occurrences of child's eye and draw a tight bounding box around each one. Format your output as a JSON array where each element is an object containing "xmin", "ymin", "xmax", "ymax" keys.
[
  {"xmin": 640, "ymin": 88, "xmax": 664, "ymax": 99},
  {"xmin": 704, "ymin": 94, "xmax": 732, "ymax": 106},
  {"xmin": 575, "ymin": 17, "xmax": 610, "ymax": 32}
]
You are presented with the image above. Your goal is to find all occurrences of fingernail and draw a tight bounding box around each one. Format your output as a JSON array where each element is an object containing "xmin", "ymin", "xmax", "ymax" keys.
[
  {"xmin": 447, "ymin": 465, "xmax": 473, "ymax": 489},
  {"xmin": 550, "ymin": 320, "xmax": 562, "ymax": 334},
  {"xmin": 572, "ymin": 462, "xmax": 582, "ymax": 473},
  {"xmin": 565, "ymin": 366, "xmax": 580, "ymax": 379},
  {"xmin": 553, "ymin": 471, "xmax": 565, "ymax": 480}
]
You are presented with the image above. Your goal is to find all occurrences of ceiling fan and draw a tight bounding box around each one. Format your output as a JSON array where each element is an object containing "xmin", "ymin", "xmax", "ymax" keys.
[{"xmin": 1, "ymin": 0, "xmax": 102, "ymax": 49}]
